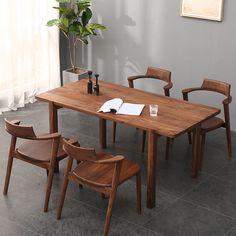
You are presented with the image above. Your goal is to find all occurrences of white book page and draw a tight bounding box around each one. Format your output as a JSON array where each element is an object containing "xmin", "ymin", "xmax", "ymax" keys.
[
  {"xmin": 116, "ymin": 103, "xmax": 145, "ymax": 116},
  {"xmin": 98, "ymin": 98, "xmax": 123, "ymax": 113}
]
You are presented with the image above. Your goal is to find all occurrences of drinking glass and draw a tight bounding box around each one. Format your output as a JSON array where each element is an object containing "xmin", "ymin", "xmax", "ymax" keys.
[{"xmin": 149, "ymin": 104, "xmax": 158, "ymax": 117}]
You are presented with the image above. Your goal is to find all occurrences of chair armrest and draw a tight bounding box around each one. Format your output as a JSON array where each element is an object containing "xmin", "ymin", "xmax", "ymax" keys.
[
  {"xmin": 163, "ymin": 82, "xmax": 173, "ymax": 96},
  {"xmin": 9, "ymin": 119, "xmax": 21, "ymax": 125},
  {"xmin": 182, "ymin": 87, "xmax": 203, "ymax": 101},
  {"xmin": 36, "ymin": 132, "xmax": 61, "ymax": 140},
  {"xmin": 127, "ymin": 75, "xmax": 146, "ymax": 88},
  {"xmin": 182, "ymin": 87, "xmax": 203, "ymax": 95},
  {"xmin": 96, "ymin": 155, "xmax": 124, "ymax": 164},
  {"xmin": 223, "ymin": 95, "xmax": 232, "ymax": 105},
  {"xmin": 127, "ymin": 75, "xmax": 147, "ymax": 81},
  {"xmin": 63, "ymin": 138, "xmax": 79, "ymax": 146}
]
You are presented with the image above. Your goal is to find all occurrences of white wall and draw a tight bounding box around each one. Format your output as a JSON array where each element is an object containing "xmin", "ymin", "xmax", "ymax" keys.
[{"xmin": 82, "ymin": 0, "xmax": 236, "ymax": 130}]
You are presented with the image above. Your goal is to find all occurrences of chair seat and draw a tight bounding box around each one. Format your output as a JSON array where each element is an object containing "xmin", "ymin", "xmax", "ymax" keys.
[
  {"xmin": 17, "ymin": 137, "xmax": 67, "ymax": 162},
  {"xmin": 72, "ymin": 153, "xmax": 140, "ymax": 187},
  {"xmin": 201, "ymin": 117, "xmax": 224, "ymax": 132}
]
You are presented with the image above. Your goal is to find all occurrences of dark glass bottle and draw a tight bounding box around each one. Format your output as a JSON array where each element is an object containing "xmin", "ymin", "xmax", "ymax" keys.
[
  {"xmin": 94, "ymin": 74, "xmax": 100, "ymax": 96},
  {"xmin": 87, "ymin": 71, "xmax": 93, "ymax": 94}
]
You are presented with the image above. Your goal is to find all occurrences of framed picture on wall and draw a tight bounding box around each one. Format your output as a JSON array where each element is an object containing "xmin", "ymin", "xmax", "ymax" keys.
[{"xmin": 180, "ymin": 0, "xmax": 224, "ymax": 21}]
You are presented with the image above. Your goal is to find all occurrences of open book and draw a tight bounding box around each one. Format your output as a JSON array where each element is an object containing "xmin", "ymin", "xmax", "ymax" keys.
[{"xmin": 98, "ymin": 98, "xmax": 145, "ymax": 116}]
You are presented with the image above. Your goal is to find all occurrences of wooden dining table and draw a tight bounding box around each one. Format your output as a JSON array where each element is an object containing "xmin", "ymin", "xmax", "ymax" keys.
[{"xmin": 36, "ymin": 79, "xmax": 220, "ymax": 209}]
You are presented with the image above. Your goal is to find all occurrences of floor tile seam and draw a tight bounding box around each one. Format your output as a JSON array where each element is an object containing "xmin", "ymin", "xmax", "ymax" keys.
[
  {"xmin": 203, "ymin": 173, "xmax": 236, "ymax": 188},
  {"xmin": 211, "ymin": 175, "xmax": 236, "ymax": 187},
  {"xmin": 142, "ymin": 195, "xmax": 183, "ymax": 227},
  {"xmin": 61, "ymin": 195, "xmax": 108, "ymax": 215},
  {"xmin": 66, "ymin": 195, "xmax": 160, "ymax": 228},
  {"xmin": 200, "ymin": 161, "xmax": 229, "ymax": 176},
  {"xmin": 209, "ymin": 158, "xmax": 236, "ymax": 171},
  {"xmin": 156, "ymin": 189, "xmax": 181, "ymax": 200},
  {"xmin": 181, "ymin": 199, "xmax": 236, "ymax": 221},
  {"xmin": 155, "ymin": 190, "xmax": 188, "ymax": 206},
  {"xmin": 128, "ymin": 224, "xmax": 165, "ymax": 236},
  {"xmin": 0, "ymin": 214, "xmax": 41, "ymax": 235},
  {"xmin": 175, "ymin": 173, "xmax": 217, "ymax": 201},
  {"xmin": 111, "ymin": 213, "xmax": 159, "ymax": 229},
  {"xmin": 224, "ymin": 224, "xmax": 236, "ymax": 236}
]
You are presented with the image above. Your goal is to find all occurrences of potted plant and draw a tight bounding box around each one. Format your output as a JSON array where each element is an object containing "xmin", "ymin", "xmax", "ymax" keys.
[{"xmin": 47, "ymin": 0, "xmax": 106, "ymax": 84}]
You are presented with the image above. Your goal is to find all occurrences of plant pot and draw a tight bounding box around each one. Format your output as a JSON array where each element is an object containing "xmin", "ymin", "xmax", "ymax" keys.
[{"xmin": 62, "ymin": 68, "xmax": 88, "ymax": 85}]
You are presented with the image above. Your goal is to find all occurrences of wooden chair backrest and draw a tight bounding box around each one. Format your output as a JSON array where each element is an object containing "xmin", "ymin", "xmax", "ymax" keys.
[
  {"xmin": 5, "ymin": 119, "xmax": 36, "ymax": 139},
  {"xmin": 63, "ymin": 139, "xmax": 97, "ymax": 162},
  {"xmin": 201, "ymin": 79, "xmax": 231, "ymax": 97},
  {"xmin": 145, "ymin": 67, "xmax": 171, "ymax": 83},
  {"xmin": 183, "ymin": 79, "xmax": 232, "ymax": 125}
]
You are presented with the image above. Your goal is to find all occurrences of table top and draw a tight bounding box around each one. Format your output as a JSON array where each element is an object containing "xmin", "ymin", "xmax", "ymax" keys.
[{"xmin": 36, "ymin": 79, "xmax": 220, "ymax": 138}]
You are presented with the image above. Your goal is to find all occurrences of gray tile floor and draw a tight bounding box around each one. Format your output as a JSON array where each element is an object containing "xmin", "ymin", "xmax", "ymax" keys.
[{"xmin": 0, "ymin": 102, "xmax": 236, "ymax": 236}]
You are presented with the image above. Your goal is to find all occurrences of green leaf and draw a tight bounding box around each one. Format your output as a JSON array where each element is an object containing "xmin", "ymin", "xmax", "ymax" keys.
[
  {"xmin": 89, "ymin": 23, "xmax": 106, "ymax": 30},
  {"xmin": 85, "ymin": 25, "xmax": 93, "ymax": 34},
  {"xmin": 46, "ymin": 19, "xmax": 60, "ymax": 26},
  {"xmin": 53, "ymin": 6, "xmax": 71, "ymax": 14},
  {"xmin": 76, "ymin": 0, "xmax": 91, "ymax": 12},
  {"xmin": 62, "ymin": 17, "xmax": 69, "ymax": 27},
  {"xmin": 79, "ymin": 25, "xmax": 83, "ymax": 34},
  {"xmin": 56, "ymin": 0, "xmax": 70, "ymax": 3},
  {"xmin": 82, "ymin": 11, "xmax": 87, "ymax": 26},
  {"xmin": 85, "ymin": 8, "xmax": 92, "ymax": 23},
  {"xmin": 47, "ymin": 0, "xmax": 107, "ymax": 47},
  {"xmin": 69, "ymin": 25, "xmax": 80, "ymax": 34}
]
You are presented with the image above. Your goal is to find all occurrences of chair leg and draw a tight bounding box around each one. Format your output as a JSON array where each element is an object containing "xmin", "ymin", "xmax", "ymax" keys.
[
  {"xmin": 199, "ymin": 133, "xmax": 206, "ymax": 171},
  {"xmin": 44, "ymin": 168, "xmax": 55, "ymax": 212},
  {"xmin": 57, "ymin": 177, "xmax": 70, "ymax": 219},
  {"xmin": 103, "ymin": 190, "xmax": 118, "ymax": 236},
  {"xmin": 165, "ymin": 137, "xmax": 171, "ymax": 160},
  {"xmin": 102, "ymin": 193, "xmax": 109, "ymax": 199},
  {"xmin": 54, "ymin": 161, "xmax": 59, "ymax": 173},
  {"xmin": 226, "ymin": 127, "xmax": 232, "ymax": 159},
  {"xmin": 112, "ymin": 122, "xmax": 116, "ymax": 143},
  {"xmin": 136, "ymin": 172, "xmax": 141, "ymax": 214},
  {"xmin": 3, "ymin": 156, "xmax": 14, "ymax": 195},
  {"xmin": 142, "ymin": 131, "xmax": 146, "ymax": 152},
  {"xmin": 188, "ymin": 132, "xmax": 192, "ymax": 144}
]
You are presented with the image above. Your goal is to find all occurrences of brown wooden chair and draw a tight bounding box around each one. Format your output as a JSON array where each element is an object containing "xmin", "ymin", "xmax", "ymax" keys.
[
  {"xmin": 113, "ymin": 66, "xmax": 173, "ymax": 154},
  {"xmin": 57, "ymin": 139, "xmax": 141, "ymax": 236},
  {"xmin": 3, "ymin": 119, "xmax": 69, "ymax": 212},
  {"xmin": 182, "ymin": 79, "xmax": 232, "ymax": 169}
]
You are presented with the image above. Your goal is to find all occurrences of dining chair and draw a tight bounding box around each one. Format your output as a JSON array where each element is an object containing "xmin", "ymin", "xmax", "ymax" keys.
[
  {"xmin": 57, "ymin": 139, "xmax": 141, "ymax": 236},
  {"xmin": 113, "ymin": 66, "xmax": 173, "ymax": 154},
  {"xmin": 3, "ymin": 119, "xmax": 70, "ymax": 212},
  {"xmin": 182, "ymin": 78, "xmax": 232, "ymax": 169}
]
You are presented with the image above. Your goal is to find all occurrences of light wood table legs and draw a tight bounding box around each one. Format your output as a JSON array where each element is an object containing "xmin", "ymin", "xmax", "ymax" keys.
[{"xmin": 147, "ymin": 130, "xmax": 157, "ymax": 209}]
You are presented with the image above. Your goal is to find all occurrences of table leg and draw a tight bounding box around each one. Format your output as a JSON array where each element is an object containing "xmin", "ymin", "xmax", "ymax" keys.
[
  {"xmin": 192, "ymin": 125, "xmax": 201, "ymax": 178},
  {"xmin": 99, "ymin": 118, "xmax": 107, "ymax": 149},
  {"xmin": 49, "ymin": 102, "xmax": 59, "ymax": 173},
  {"xmin": 49, "ymin": 102, "xmax": 58, "ymax": 133},
  {"xmin": 147, "ymin": 130, "xmax": 157, "ymax": 209}
]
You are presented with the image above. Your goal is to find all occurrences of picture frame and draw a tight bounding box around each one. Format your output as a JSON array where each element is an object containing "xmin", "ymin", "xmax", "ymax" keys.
[{"xmin": 180, "ymin": 0, "xmax": 224, "ymax": 22}]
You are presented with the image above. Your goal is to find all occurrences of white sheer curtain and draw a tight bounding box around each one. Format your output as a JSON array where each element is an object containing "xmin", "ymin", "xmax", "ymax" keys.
[{"xmin": 0, "ymin": 0, "xmax": 60, "ymax": 114}]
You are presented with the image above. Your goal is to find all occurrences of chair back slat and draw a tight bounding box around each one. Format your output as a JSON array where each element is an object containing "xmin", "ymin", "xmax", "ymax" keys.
[
  {"xmin": 5, "ymin": 119, "xmax": 36, "ymax": 139},
  {"xmin": 201, "ymin": 79, "xmax": 231, "ymax": 97},
  {"xmin": 146, "ymin": 67, "xmax": 171, "ymax": 83},
  {"xmin": 63, "ymin": 139, "xmax": 97, "ymax": 162}
]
